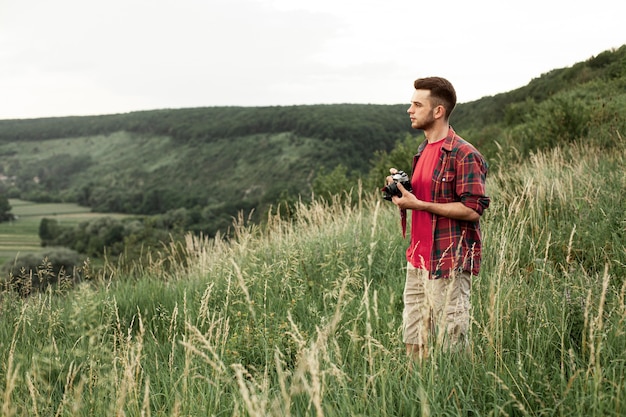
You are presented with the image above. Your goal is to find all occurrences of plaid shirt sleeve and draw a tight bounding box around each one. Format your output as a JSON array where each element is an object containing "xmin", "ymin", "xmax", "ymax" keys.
[
  {"xmin": 455, "ymin": 149, "xmax": 490, "ymax": 216},
  {"xmin": 429, "ymin": 129, "xmax": 490, "ymax": 278}
]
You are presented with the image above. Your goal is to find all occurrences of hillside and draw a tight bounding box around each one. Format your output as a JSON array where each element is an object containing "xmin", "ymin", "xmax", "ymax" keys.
[
  {"xmin": 0, "ymin": 104, "xmax": 414, "ymax": 229},
  {"xmin": 0, "ymin": 125, "xmax": 625, "ymax": 415}
]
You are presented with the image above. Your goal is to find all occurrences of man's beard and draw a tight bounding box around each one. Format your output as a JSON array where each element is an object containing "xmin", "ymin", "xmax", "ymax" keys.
[{"xmin": 412, "ymin": 114, "xmax": 435, "ymax": 131}]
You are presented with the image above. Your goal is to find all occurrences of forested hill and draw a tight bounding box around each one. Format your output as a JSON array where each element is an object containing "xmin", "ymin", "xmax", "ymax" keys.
[
  {"xmin": 0, "ymin": 44, "xmax": 624, "ymax": 237},
  {"xmin": 0, "ymin": 104, "xmax": 412, "ymax": 145},
  {"xmin": 453, "ymin": 45, "xmax": 626, "ymax": 128},
  {"xmin": 0, "ymin": 104, "xmax": 416, "ymax": 235}
]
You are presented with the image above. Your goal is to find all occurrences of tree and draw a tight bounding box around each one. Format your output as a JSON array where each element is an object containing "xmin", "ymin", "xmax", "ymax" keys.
[
  {"xmin": 39, "ymin": 218, "xmax": 61, "ymax": 243},
  {"xmin": 0, "ymin": 193, "xmax": 14, "ymax": 222}
]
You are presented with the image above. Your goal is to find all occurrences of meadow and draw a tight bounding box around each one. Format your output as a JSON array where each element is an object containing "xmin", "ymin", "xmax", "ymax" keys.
[
  {"xmin": 0, "ymin": 134, "xmax": 625, "ymax": 416},
  {"xmin": 0, "ymin": 199, "xmax": 129, "ymax": 266}
]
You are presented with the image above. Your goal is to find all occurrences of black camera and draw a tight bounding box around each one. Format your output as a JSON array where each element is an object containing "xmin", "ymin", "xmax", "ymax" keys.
[{"xmin": 381, "ymin": 170, "xmax": 412, "ymax": 201}]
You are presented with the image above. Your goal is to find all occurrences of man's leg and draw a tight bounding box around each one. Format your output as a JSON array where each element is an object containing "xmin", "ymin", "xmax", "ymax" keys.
[
  {"xmin": 403, "ymin": 263, "xmax": 430, "ymax": 361},
  {"xmin": 432, "ymin": 271, "xmax": 472, "ymax": 351}
]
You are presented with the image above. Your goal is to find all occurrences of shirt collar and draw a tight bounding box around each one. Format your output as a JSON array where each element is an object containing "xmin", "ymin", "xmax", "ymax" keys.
[{"xmin": 416, "ymin": 126, "xmax": 457, "ymax": 156}]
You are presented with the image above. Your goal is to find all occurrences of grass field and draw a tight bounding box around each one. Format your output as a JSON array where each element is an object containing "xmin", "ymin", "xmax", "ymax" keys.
[
  {"xmin": 0, "ymin": 137, "xmax": 625, "ymax": 416},
  {"xmin": 0, "ymin": 199, "xmax": 129, "ymax": 266}
]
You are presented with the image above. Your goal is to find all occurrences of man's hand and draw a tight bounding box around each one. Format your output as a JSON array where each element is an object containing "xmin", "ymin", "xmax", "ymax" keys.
[
  {"xmin": 391, "ymin": 182, "xmax": 421, "ymax": 210},
  {"xmin": 385, "ymin": 167, "xmax": 399, "ymax": 186}
]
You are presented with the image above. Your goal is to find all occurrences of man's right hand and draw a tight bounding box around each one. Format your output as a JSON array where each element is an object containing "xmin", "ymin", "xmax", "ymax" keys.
[{"xmin": 386, "ymin": 167, "xmax": 398, "ymax": 185}]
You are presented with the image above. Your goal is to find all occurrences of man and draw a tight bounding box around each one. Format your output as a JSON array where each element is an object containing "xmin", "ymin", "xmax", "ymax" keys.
[{"xmin": 387, "ymin": 77, "xmax": 490, "ymax": 360}]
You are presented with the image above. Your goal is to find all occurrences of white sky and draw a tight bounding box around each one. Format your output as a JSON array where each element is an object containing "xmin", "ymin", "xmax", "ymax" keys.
[{"xmin": 0, "ymin": 0, "xmax": 624, "ymax": 120}]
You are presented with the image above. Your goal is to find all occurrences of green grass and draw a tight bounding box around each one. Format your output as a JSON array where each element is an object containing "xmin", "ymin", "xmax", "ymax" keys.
[
  {"xmin": 0, "ymin": 134, "xmax": 625, "ymax": 416},
  {"xmin": 0, "ymin": 199, "xmax": 130, "ymax": 265}
]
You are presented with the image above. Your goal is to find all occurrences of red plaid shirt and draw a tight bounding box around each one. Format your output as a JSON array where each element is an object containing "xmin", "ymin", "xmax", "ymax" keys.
[{"xmin": 405, "ymin": 127, "xmax": 490, "ymax": 278}]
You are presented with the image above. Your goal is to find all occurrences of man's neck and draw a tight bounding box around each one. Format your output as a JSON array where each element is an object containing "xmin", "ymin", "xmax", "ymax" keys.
[{"xmin": 424, "ymin": 123, "xmax": 450, "ymax": 144}]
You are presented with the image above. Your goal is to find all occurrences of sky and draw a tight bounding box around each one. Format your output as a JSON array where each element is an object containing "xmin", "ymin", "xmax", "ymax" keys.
[{"xmin": 0, "ymin": 0, "xmax": 624, "ymax": 120}]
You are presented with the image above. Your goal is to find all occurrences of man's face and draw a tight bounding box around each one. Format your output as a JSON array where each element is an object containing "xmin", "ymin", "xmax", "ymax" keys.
[{"xmin": 407, "ymin": 89, "xmax": 435, "ymax": 130}]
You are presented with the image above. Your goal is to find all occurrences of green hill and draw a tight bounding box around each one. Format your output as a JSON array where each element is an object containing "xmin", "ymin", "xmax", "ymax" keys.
[
  {"xmin": 0, "ymin": 45, "xmax": 625, "ymax": 415},
  {"xmin": 0, "ymin": 104, "xmax": 413, "ymax": 228},
  {"xmin": 0, "ymin": 113, "xmax": 624, "ymax": 415}
]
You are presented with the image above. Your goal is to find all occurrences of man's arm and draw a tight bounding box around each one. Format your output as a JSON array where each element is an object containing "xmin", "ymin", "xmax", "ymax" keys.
[{"xmin": 391, "ymin": 183, "xmax": 480, "ymax": 222}]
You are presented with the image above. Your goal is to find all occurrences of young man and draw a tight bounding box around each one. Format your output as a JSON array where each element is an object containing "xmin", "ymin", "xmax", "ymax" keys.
[{"xmin": 387, "ymin": 77, "xmax": 490, "ymax": 360}]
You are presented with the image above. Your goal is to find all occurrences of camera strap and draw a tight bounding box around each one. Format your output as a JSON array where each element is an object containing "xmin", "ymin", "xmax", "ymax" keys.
[{"xmin": 401, "ymin": 208, "xmax": 407, "ymax": 238}]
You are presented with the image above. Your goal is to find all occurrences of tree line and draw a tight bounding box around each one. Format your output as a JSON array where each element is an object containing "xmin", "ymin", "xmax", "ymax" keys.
[{"xmin": 0, "ymin": 104, "xmax": 413, "ymax": 146}]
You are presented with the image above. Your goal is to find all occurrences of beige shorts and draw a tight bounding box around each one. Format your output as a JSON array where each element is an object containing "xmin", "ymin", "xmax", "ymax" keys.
[{"xmin": 402, "ymin": 262, "xmax": 471, "ymax": 348}]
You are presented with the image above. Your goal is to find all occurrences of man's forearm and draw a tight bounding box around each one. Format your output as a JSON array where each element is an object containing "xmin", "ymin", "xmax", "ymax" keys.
[{"xmin": 417, "ymin": 201, "xmax": 479, "ymax": 222}]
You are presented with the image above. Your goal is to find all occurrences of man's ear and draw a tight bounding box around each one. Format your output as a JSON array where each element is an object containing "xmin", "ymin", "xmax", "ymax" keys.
[{"xmin": 433, "ymin": 104, "xmax": 445, "ymax": 119}]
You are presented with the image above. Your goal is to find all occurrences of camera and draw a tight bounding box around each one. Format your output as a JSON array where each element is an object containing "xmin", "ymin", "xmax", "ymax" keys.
[{"xmin": 381, "ymin": 170, "xmax": 412, "ymax": 201}]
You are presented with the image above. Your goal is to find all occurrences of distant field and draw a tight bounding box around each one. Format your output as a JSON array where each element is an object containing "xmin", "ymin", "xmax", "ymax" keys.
[{"xmin": 0, "ymin": 199, "xmax": 130, "ymax": 266}]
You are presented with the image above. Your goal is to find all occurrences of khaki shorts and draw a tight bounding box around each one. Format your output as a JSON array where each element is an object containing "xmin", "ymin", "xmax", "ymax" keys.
[{"xmin": 402, "ymin": 262, "xmax": 471, "ymax": 348}]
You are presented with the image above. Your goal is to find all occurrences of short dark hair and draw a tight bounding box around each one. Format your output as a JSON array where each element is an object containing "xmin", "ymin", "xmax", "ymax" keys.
[{"xmin": 413, "ymin": 77, "xmax": 457, "ymax": 120}]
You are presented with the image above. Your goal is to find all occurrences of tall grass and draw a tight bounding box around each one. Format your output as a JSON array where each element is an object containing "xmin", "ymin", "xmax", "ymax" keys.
[{"xmin": 1, "ymin": 134, "xmax": 625, "ymax": 416}]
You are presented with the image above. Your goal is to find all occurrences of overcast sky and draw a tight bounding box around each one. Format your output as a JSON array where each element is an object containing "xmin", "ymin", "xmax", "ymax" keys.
[{"xmin": 1, "ymin": 0, "xmax": 623, "ymax": 120}]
